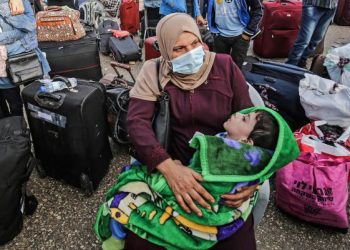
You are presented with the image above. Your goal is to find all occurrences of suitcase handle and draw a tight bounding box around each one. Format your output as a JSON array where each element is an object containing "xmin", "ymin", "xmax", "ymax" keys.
[
  {"xmin": 110, "ymin": 61, "xmax": 136, "ymax": 83},
  {"xmin": 34, "ymin": 92, "xmax": 66, "ymax": 109},
  {"xmin": 52, "ymin": 75, "xmax": 73, "ymax": 88}
]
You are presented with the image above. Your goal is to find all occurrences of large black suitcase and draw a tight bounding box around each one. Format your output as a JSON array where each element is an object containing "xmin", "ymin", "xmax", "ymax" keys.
[
  {"xmin": 244, "ymin": 61, "xmax": 312, "ymax": 131},
  {"xmin": 109, "ymin": 36, "xmax": 142, "ymax": 63},
  {"xmin": 21, "ymin": 78, "xmax": 112, "ymax": 195},
  {"xmin": 0, "ymin": 116, "xmax": 36, "ymax": 245},
  {"xmin": 39, "ymin": 30, "xmax": 102, "ymax": 81}
]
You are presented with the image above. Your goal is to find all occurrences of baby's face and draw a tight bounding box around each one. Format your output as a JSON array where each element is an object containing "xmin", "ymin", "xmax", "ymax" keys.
[{"xmin": 223, "ymin": 112, "xmax": 258, "ymax": 141}]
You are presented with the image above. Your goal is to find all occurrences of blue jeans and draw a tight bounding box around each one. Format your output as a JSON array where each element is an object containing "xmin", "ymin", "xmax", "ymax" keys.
[{"xmin": 286, "ymin": 6, "xmax": 336, "ymax": 65}]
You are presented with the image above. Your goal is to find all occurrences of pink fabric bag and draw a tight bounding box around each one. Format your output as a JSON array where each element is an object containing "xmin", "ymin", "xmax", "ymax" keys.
[{"xmin": 275, "ymin": 152, "xmax": 350, "ymax": 229}]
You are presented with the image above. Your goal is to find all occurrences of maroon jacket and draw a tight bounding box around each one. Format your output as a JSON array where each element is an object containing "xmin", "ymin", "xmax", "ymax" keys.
[{"xmin": 127, "ymin": 54, "xmax": 253, "ymax": 171}]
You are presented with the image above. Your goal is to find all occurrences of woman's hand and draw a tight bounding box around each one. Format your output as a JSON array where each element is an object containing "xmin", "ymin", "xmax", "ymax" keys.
[
  {"xmin": 9, "ymin": 0, "xmax": 25, "ymax": 16},
  {"xmin": 157, "ymin": 159, "xmax": 214, "ymax": 217},
  {"xmin": 196, "ymin": 15, "xmax": 207, "ymax": 26},
  {"xmin": 221, "ymin": 184, "xmax": 259, "ymax": 208}
]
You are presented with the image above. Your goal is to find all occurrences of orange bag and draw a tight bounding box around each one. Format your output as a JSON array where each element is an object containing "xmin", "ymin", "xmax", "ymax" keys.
[{"xmin": 36, "ymin": 6, "xmax": 86, "ymax": 42}]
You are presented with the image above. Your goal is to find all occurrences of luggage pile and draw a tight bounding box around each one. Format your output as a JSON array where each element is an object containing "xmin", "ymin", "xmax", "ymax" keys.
[{"xmin": 243, "ymin": 42, "xmax": 350, "ymax": 232}]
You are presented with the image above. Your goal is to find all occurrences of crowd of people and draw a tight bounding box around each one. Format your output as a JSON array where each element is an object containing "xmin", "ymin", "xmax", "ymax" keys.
[{"xmin": 0, "ymin": 0, "xmax": 345, "ymax": 249}]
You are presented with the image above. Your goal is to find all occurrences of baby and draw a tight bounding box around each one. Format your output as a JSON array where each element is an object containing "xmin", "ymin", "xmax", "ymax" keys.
[{"xmin": 95, "ymin": 107, "xmax": 299, "ymax": 250}]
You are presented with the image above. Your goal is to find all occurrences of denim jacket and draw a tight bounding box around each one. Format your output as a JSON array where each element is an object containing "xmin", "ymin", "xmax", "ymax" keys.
[
  {"xmin": 207, "ymin": 0, "xmax": 264, "ymax": 38},
  {"xmin": 160, "ymin": 0, "xmax": 201, "ymax": 18},
  {"xmin": 0, "ymin": 0, "xmax": 50, "ymax": 89}
]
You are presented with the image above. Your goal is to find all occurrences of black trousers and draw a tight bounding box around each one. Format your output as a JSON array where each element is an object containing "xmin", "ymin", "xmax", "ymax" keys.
[
  {"xmin": 214, "ymin": 34, "xmax": 250, "ymax": 69},
  {"xmin": 0, "ymin": 87, "xmax": 23, "ymax": 117}
]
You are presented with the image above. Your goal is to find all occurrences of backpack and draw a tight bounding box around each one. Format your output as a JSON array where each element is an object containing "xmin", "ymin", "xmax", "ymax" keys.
[
  {"xmin": 79, "ymin": 0, "xmax": 106, "ymax": 29},
  {"xmin": 98, "ymin": 19, "xmax": 120, "ymax": 54},
  {"xmin": 0, "ymin": 117, "xmax": 37, "ymax": 245}
]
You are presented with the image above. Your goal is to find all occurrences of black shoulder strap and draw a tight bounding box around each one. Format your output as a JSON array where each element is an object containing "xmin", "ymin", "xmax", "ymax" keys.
[{"xmin": 155, "ymin": 58, "xmax": 162, "ymax": 92}]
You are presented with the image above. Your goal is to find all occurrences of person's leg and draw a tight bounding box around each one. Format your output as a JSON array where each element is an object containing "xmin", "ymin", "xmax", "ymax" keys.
[
  {"xmin": 211, "ymin": 214, "xmax": 256, "ymax": 250},
  {"xmin": 300, "ymin": 7, "xmax": 337, "ymax": 62},
  {"xmin": 286, "ymin": 6, "xmax": 324, "ymax": 65},
  {"xmin": 253, "ymin": 180, "xmax": 270, "ymax": 229},
  {"xmin": 214, "ymin": 34, "xmax": 232, "ymax": 55},
  {"xmin": 1, "ymin": 87, "xmax": 23, "ymax": 116},
  {"xmin": 230, "ymin": 36, "xmax": 250, "ymax": 69}
]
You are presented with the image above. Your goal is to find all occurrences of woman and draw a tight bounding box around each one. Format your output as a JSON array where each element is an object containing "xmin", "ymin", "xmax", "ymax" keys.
[
  {"xmin": 126, "ymin": 13, "xmax": 258, "ymax": 249},
  {"xmin": 0, "ymin": 0, "xmax": 50, "ymax": 116}
]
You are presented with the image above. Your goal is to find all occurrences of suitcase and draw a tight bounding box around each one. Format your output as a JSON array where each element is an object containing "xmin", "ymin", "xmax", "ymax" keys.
[
  {"xmin": 334, "ymin": 0, "xmax": 350, "ymax": 26},
  {"xmin": 145, "ymin": 36, "xmax": 161, "ymax": 60},
  {"xmin": 47, "ymin": 0, "xmax": 76, "ymax": 8},
  {"xmin": 244, "ymin": 61, "xmax": 312, "ymax": 130},
  {"xmin": 39, "ymin": 30, "xmax": 102, "ymax": 81},
  {"xmin": 109, "ymin": 36, "xmax": 142, "ymax": 63},
  {"xmin": 0, "ymin": 117, "xmax": 36, "ymax": 245},
  {"xmin": 98, "ymin": 19, "xmax": 120, "ymax": 54},
  {"xmin": 119, "ymin": 0, "xmax": 140, "ymax": 33},
  {"xmin": 253, "ymin": 0, "xmax": 302, "ymax": 58},
  {"xmin": 99, "ymin": 61, "xmax": 135, "ymax": 143},
  {"xmin": 21, "ymin": 78, "xmax": 112, "ymax": 196}
]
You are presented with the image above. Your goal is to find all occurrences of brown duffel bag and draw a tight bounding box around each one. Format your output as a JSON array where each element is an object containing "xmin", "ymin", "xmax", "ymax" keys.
[{"xmin": 36, "ymin": 6, "xmax": 86, "ymax": 42}]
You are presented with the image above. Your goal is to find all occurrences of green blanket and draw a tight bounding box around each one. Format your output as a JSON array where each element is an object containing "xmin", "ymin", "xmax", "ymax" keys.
[{"xmin": 94, "ymin": 107, "xmax": 300, "ymax": 250}]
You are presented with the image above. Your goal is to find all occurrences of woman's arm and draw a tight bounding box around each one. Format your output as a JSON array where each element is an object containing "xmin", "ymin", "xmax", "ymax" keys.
[
  {"xmin": 127, "ymin": 98, "xmax": 171, "ymax": 171},
  {"xmin": 0, "ymin": 0, "xmax": 36, "ymax": 32},
  {"xmin": 0, "ymin": 0, "xmax": 35, "ymax": 45},
  {"xmin": 127, "ymin": 98, "xmax": 214, "ymax": 216}
]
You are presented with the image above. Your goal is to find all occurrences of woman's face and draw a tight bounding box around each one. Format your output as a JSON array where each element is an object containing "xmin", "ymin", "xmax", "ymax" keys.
[{"xmin": 171, "ymin": 32, "xmax": 202, "ymax": 59}]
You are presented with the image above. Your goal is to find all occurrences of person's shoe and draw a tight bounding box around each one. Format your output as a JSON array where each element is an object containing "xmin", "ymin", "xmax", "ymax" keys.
[{"xmin": 297, "ymin": 59, "xmax": 307, "ymax": 69}]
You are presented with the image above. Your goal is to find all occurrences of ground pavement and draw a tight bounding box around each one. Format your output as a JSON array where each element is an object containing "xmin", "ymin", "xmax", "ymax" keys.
[{"xmin": 2, "ymin": 24, "xmax": 350, "ymax": 250}]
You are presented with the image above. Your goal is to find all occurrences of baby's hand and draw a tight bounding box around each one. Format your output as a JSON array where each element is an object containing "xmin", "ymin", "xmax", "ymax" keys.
[{"xmin": 9, "ymin": 0, "xmax": 25, "ymax": 16}]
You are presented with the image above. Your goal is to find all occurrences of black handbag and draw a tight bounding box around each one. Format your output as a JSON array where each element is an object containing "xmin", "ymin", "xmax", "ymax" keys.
[
  {"xmin": 104, "ymin": 59, "xmax": 170, "ymax": 152},
  {"xmin": 7, "ymin": 51, "xmax": 44, "ymax": 86}
]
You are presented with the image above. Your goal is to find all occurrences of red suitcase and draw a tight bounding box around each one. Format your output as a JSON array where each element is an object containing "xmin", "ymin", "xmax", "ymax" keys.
[
  {"xmin": 253, "ymin": 0, "xmax": 302, "ymax": 58},
  {"xmin": 144, "ymin": 36, "xmax": 210, "ymax": 61},
  {"xmin": 119, "ymin": 0, "xmax": 140, "ymax": 34},
  {"xmin": 145, "ymin": 36, "xmax": 161, "ymax": 60},
  {"xmin": 334, "ymin": 0, "xmax": 350, "ymax": 26}
]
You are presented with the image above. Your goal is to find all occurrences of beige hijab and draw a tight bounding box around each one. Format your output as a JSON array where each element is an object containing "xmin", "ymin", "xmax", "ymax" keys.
[{"xmin": 130, "ymin": 13, "xmax": 216, "ymax": 101}]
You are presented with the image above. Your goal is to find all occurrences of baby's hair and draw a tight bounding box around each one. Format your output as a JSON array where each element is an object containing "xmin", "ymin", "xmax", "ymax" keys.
[{"xmin": 248, "ymin": 111, "xmax": 279, "ymax": 150}]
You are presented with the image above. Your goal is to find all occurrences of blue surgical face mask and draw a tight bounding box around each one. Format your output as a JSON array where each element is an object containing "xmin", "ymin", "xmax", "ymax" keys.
[{"xmin": 171, "ymin": 46, "xmax": 205, "ymax": 74}]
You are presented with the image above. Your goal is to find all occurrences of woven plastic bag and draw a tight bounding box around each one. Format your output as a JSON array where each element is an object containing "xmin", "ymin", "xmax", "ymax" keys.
[{"xmin": 276, "ymin": 152, "xmax": 350, "ymax": 230}]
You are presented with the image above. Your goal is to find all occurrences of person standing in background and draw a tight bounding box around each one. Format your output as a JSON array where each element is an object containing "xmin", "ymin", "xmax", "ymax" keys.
[
  {"xmin": 0, "ymin": 0, "xmax": 50, "ymax": 116},
  {"xmin": 286, "ymin": 0, "xmax": 338, "ymax": 68},
  {"xmin": 207, "ymin": 0, "xmax": 264, "ymax": 69},
  {"xmin": 160, "ymin": 0, "xmax": 208, "ymax": 25}
]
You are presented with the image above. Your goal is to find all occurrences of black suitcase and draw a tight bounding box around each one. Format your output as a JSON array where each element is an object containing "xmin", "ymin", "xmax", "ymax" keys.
[
  {"xmin": 21, "ymin": 78, "xmax": 112, "ymax": 195},
  {"xmin": 244, "ymin": 61, "xmax": 312, "ymax": 131},
  {"xmin": 0, "ymin": 116, "xmax": 36, "ymax": 245},
  {"xmin": 39, "ymin": 30, "xmax": 102, "ymax": 81},
  {"xmin": 47, "ymin": 0, "xmax": 75, "ymax": 9},
  {"xmin": 109, "ymin": 36, "xmax": 142, "ymax": 63},
  {"xmin": 98, "ymin": 19, "xmax": 120, "ymax": 54}
]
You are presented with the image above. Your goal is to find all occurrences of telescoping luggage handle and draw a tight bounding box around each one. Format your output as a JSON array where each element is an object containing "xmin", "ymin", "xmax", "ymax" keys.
[{"xmin": 110, "ymin": 61, "xmax": 136, "ymax": 84}]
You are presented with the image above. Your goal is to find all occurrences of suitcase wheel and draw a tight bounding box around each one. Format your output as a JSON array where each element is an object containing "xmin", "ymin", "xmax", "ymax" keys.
[
  {"xmin": 80, "ymin": 173, "xmax": 93, "ymax": 197},
  {"xmin": 36, "ymin": 161, "xmax": 47, "ymax": 178}
]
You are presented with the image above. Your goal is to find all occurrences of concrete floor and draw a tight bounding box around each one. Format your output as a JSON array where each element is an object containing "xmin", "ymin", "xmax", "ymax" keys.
[{"xmin": 2, "ymin": 23, "xmax": 350, "ymax": 250}]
